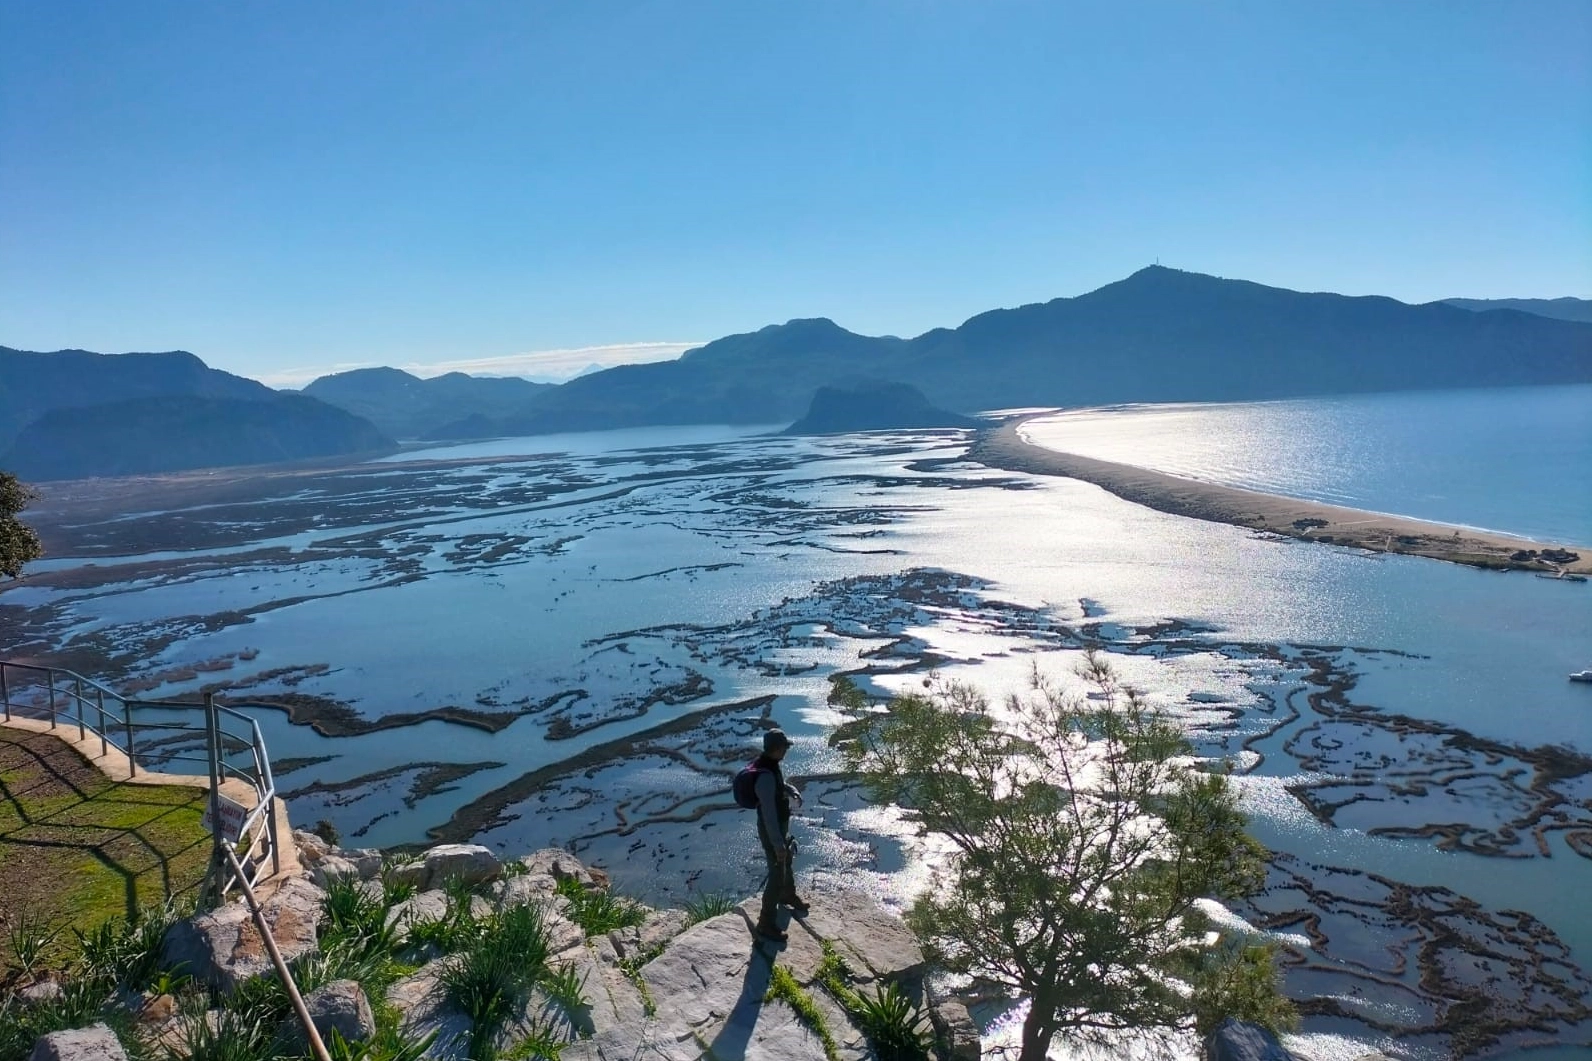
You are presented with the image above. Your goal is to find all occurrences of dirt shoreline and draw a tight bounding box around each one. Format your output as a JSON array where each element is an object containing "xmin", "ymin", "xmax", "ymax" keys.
[{"xmin": 970, "ymin": 419, "xmax": 1592, "ymax": 576}]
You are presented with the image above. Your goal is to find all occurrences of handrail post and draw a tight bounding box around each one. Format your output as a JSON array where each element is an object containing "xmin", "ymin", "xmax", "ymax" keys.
[
  {"xmin": 74, "ymin": 677, "xmax": 86, "ymax": 741},
  {"xmin": 124, "ymin": 697, "xmax": 137, "ymax": 777},
  {"xmin": 96, "ymin": 689, "xmax": 107, "ymax": 757},
  {"xmin": 257, "ymin": 721, "xmax": 280, "ymax": 877},
  {"xmin": 205, "ymin": 692, "xmax": 225, "ymax": 904},
  {"xmin": 1, "ymin": 664, "xmax": 10, "ymax": 722},
  {"xmin": 47, "ymin": 671, "xmax": 57, "ymax": 729}
]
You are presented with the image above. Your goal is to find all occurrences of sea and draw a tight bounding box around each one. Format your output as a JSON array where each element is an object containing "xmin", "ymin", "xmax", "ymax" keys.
[{"xmin": 4, "ymin": 383, "xmax": 1590, "ymax": 1060}]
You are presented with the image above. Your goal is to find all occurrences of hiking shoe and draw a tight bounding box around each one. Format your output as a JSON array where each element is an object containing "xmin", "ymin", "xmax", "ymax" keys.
[
  {"xmin": 781, "ymin": 896, "xmax": 811, "ymax": 915},
  {"xmin": 756, "ymin": 922, "xmax": 788, "ymax": 943}
]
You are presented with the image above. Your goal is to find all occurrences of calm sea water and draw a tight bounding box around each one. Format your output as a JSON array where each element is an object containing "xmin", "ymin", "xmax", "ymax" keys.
[
  {"xmin": 1019, "ymin": 384, "xmax": 1592, "ymax": 546},
  {"xmin": 7, "ymin": 388, "xmax": 1591, "ymax": 1059}
]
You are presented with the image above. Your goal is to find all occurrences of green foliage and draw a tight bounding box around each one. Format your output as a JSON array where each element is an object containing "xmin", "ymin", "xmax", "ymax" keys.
[
  {"xmin": 0, "ymin": 979, "xmax": 113, "ymax": 1061},
  {"xmin": 615, "ymin": 942, "xmax": 665, "ymax": 1018},
  {"xmin": 0, "ymin": 471, "xmax": 42, "ymax": 580},
  {"xmin": 682, "ymin": 893, "xmax": 737, "ymax": 926},
  {"xmin": 844, "ymin": 652, "xmax": 1284, "ymax": 1061},
  {"xmin": 537, "ymin": 960, "xmax": 589, "ymax": 1023},
  {"xmin": 325, "ymin": 1025, "xmax": 439, "ymax": 1061},
  {"xmin": 499, "ymin": 1017, "xmax": 566, "ymax": 1061},
  {"xmin": 379, "ymin": 858, "xmax": 420, "ymax": 906},
  {"xmin": 176, "ymin": 1001, "xmax": 275, "ymax": 1061},
  {"xmin": 1189, "ymin": 941, "xmax": 1298, "ymax": 1038},
  {"xmin": 69, "ymin": 899, "xmax": 188, "ymax": 991},
  {"xmin": 813, "ymin": 942, "xmax": 929, "ymax": 1061},
  {"xmin": 849, "ymin": 983, "xmax": 930, "ymax": 1061},
  {"xmin": 764, "ymin": 966, "xmax": 839, "ymax": 1061},
  {"xmin": 439, "ymin": 904, "xmax": 553, "ymax": 1061},
  {"xmin": 826, "ymin": 675, "xmax": 870, "ymax": 711},
  {"xmin": 7, "ymin": 909, "xmax": 66, "ymax": 976},
  {"xmin": 321, "ymin": 877, "xmax": 401, "ymax": 964},
  {"xmin": 552, "ymin": 878, "xmax": 645, "ymax": 937}
]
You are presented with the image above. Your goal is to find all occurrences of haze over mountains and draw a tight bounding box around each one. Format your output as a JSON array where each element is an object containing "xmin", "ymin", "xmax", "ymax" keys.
[{"xmin": 3, "ymin": 268, "xmax": 1588, "ymax": 481}]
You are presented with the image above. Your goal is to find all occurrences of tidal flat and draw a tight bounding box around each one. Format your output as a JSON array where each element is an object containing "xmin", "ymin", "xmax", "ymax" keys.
[{"xmin": 4, "ymin": 423, "xmax": 1590, "ymax": 1060}]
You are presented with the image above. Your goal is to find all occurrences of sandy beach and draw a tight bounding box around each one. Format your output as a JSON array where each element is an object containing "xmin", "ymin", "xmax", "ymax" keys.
[{"xmin": 970, "ymin": 419, "xmax": 1592, "ymax": 576}]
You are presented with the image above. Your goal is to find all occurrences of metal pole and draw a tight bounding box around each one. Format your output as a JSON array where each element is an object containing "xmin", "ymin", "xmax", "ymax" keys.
[
  {"xmin": 220, "ymin": 845, "xmax": 333, "ymax": 1061},
  {"xmin": 74, "ymin": 677, "xmax": 86, "ymax": 741},
  {"xmin": 206, "ymin": 693, "xmax": 224, "ymax": 904},
  {"xmin": 96, "ymin": 689, "xmax": 107, "ymax": 757},
  {"xmin": 124, "ymin": 698, "xmax": 137, "ymax": 777},
  {"xmin": 47, "ymin": 671, "xmax": 57, "ymax": 729},
  {"xmin": 1, "ymin": 664, "xmax": 10, "ymax": 722}
]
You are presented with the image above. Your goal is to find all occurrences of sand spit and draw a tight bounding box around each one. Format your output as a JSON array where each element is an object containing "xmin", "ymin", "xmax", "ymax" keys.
[{"xmin": 970, "ymin": 419, "xmax": 1592, "ymax": 575}]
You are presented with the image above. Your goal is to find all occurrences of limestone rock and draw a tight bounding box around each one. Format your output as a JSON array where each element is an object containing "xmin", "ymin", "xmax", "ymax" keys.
[
  {"xmin": 387, "ymin": 889, "xmax": 449, "ymax": 934},
  {"xmin": 160, "ymin": 876, "xmax": 325, "ymax": 992},
  {"xmin": 519, "ymin": 848, "xmax": 595, "ymax": 888},
  {"xmin": 293, "ymin": 830, "xmax": 330, "ymax": 865},
  {"xmin": 312, "ymin": 854, "xmax": 361, "ymax": 888},
  {"xmin": 300, "ymin": 979, "xmax": 376, "ymax": 1045},
  {"xmin": 929, "ymin": 998, "xmax": 980, "ymax": 1061},
  {"xmin": 610, "ymin": 908, "xmax": 690, "ymax": 962},
  {"xmin": 388, "ymin": 960, "xmax": 470, "ymax": 1061},
  {"xmin": 1205, "ymin": 1019, "xmax": 1297, "ymax": 1061},
  {"xmin": 794, "ymin": 896, "xmax": 924, "ymax": 987},
  {"xmin": 490, "ymin": 873, "xmax": 557, "ymax": 909},
  {"xmin": 642, "ymin": 911, "xmax": 766, "ymax": 1032},
  {"xmin": 27, "ymin": 1024, "xmax": 128, "ymax": 1061},
  {"xmin": 16, "ymin": 979, "xmax": 64, "ymax": 1006},
  {"xmin": 420, "ymin": 844, "xmax": 502, "ymax": 891},
  {"xmin": 345, "ymin": 849, "xmax": 385, "ymax": 880}
]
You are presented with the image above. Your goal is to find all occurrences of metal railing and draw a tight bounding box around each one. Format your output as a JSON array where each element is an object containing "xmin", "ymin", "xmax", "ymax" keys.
[{"xmin": 0, "ymin": 660, "xmax": 281, "ymax": 905}]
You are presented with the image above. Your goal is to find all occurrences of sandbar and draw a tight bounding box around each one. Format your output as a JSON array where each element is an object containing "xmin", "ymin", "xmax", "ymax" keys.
[{"xmin": 969, "ymin": 419, "xmax": 1591, "ymax": 576}]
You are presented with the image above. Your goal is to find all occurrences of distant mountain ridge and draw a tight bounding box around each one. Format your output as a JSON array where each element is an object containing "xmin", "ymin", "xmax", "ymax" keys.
[
  {"xmin": 5, "ymin": 267, "xmax": 1588, "ymax": 478},
  {"xmin": 302, "ymin": 366, "xmax": 551, "ymax": 439},
  {"xmin": 1442, "ymin": 297, "xmax": 1592, "ymax": 324},
  {"xmin": 1, "ymin": 395, "xmax": 392, "ymax": 481},
  {"xmin": 479, "ymin": 266, "xmax": 1591, "ymax": 435},
  {"xmin": 0, "ymin": 346, "xmax": 271, "ymax": 451},
  {"xmin": 0, "ymin": 346, "xmax": 393, "ymax": 481}
]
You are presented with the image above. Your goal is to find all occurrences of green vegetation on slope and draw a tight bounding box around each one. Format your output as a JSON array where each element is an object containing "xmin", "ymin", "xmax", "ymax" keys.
[{"xmin": 0, "ymin": 727, "xmax": 211, "ymax": 975}]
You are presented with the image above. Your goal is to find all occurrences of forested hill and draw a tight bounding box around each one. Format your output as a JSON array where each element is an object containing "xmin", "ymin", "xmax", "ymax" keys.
[
  {"xmin": 485, "ymin": 266, "xmax": 1592, "ymax": 435},
  {"xmin": 0, "ymin": 347, "xmax": 393, "ymax": 481}
]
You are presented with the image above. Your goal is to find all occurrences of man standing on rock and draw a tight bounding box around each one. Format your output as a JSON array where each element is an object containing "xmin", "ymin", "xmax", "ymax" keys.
[{"xmin": 754, "ymin": 728, "xmax": 808, "ymax": 942}]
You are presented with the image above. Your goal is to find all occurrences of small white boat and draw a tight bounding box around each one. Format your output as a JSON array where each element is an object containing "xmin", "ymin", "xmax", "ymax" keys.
[{"xmin": 1571, "ymin": 670, "xmax": 1592, "ymax": 683}]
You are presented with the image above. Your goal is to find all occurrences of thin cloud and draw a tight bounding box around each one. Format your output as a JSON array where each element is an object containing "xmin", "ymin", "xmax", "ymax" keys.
[{"xmin": 256, "ymin": 341, "xmax": 702, "ymax": 389}]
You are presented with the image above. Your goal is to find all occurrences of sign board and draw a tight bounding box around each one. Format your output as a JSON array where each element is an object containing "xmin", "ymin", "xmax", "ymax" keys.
[{"xmin": 202, "ymin": 792, "xmax": 250, "ymax": 843}]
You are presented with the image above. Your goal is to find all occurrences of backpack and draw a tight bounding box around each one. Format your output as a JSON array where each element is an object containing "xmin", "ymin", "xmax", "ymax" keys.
[{"xmin": 732, "ymin": 761, "xmax": 766, "ymax": 809}]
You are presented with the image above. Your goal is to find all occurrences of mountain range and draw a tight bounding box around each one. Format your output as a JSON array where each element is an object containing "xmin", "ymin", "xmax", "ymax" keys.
[{"xmin": 4, "ymin": 267, "xmax": 1589, "ymax": 481}]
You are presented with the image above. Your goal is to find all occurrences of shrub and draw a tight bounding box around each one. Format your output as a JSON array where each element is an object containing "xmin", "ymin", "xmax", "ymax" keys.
[
  {"xmin": 552, "ymin": 879, "xmax": 645, "ymax": 937},
  {"xmin": 440, "ymin": 905, "xmax": 553, "ymax": 1061},
  {"xmin": 682, "ymin": 893, "xmax": 737, "ymax": 926}
]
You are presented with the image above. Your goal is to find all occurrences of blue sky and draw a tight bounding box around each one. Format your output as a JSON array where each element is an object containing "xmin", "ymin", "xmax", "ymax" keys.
[{"xmin": 2, "ymin": 1, "xmax": 1588, "ymax": 386}]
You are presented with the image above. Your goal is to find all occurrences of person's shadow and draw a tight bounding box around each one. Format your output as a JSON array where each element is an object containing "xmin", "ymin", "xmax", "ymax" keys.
[{"xmin": 704, "ymin": 915, "xmax": 787, "ymax": 1061}]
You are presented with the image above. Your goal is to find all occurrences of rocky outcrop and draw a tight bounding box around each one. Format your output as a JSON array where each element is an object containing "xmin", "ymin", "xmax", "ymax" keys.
[
  {"xmin": 26, "ymin": 1024, "xmax": 128, "ymax": 1061},
  {"xmin": 300, "ymin": 980, "xmax": 377, "ymax": 1046},
  {"xmin": 37, "ymin": 838, "xmax": 975, "ymax": 1061},
  {"xmin": 159, "ymin": 875, "xmax": 326, "ymax": 992},
  {"xmin": 1204, "ymin": 1018, "xmax": 1298, "ymax": 1061}
]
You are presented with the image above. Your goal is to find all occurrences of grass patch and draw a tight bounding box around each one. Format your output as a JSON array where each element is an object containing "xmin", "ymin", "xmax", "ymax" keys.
[
  {"xmin": 552, "ymin": 878, "xmax": 644, "ymax": 938},
  {"xmin": 0, "ymin": 727, "xmax": 212, "ymax": 976},
  {"xmin": 682, "ymin": 893, "xmax": 737, "ymax": 926},
  {"xmin": 815, "ymin": 941, "xmax": 930, "ymax": 1061},
  {"xmin": 765, "ymin": 966, "xmax": 839, "ymax": 1061}
]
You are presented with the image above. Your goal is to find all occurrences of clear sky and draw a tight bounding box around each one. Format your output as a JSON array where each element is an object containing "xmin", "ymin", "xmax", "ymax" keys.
[{"xmin": 2, "ymin": 1, "xmax": 1588, "ymax": 387}]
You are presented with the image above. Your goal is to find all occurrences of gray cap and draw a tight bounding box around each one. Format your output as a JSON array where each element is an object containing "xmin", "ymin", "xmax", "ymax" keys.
[{"xmin": 763, "ymin": 728, "xmax": 792, "ymax": 751}]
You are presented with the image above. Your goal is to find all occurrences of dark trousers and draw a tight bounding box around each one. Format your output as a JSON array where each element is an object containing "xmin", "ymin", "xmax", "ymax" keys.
[{"xmin": 758, "ymin": 818, "xmax": 795, "ymax": 926}]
